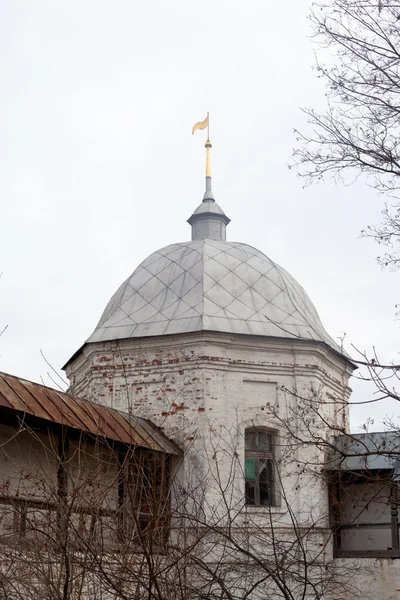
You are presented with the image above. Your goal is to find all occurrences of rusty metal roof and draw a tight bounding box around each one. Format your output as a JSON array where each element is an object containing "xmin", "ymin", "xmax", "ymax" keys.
[{"xmin": 0, "ymin": 371, "xmax": 181, "ymax": 456}]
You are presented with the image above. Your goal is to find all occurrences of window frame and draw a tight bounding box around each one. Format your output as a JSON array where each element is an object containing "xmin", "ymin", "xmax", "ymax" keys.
[{"xmin": 244, "ymin": 427, "xmax": 277, "ymax": 507}]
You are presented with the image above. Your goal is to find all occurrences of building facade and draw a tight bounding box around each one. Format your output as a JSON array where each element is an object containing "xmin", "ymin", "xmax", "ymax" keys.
[{"xmin": 63, "ymin": 145, "xmax": 399, "ymax": 598}]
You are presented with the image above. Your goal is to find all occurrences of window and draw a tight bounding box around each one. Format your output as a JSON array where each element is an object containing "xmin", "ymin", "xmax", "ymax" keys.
[
  {"xmin": 245, "ymin": 428, "xmax": 276, "ymax": 506},
  {"xmin": 122, "ymin": 450, "xmax": 170, "ymax": 547},
  {"xmin": 331, "ymin": 472, "xmax": 400, "ymax": 558}
]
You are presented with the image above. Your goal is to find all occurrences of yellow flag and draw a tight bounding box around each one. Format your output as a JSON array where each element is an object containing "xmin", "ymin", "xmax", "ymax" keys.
[{"xmin": 192, "ymin": 115, "xmax": 209, "ymax": 135}]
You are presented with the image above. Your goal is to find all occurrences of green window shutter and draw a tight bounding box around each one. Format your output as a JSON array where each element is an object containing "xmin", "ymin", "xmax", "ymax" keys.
[{"xmin": 245, "ymin": 458, "xmax": 256, "ymax": 481}]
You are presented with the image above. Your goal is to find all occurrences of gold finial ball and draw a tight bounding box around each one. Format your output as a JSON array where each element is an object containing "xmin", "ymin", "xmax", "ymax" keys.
[{"xmin": 205, "ymin": 140, "xmax": 212, "ymax": 148}]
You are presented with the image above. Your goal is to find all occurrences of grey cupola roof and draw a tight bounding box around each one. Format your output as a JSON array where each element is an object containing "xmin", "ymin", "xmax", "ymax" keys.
[
  {"xmin": 187, "ymin": 197, "xmax": 231, "ymax": 242},
  {"xmin": 86, "ymin": 239, "xmax": 345, "ymax": 358}
]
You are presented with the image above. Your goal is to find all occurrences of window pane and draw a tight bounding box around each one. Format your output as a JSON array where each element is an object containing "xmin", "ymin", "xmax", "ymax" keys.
[
  {"xmin": 245, "ymin": 458, "xmax": 256, "ymax": 481},
  {"xmin": 259, "ymin": 459, "xmax": 273, "ymax": 505},
  {"xmin": 245, "ymin": 480, "xmax": 255, "ymax": 505},
  {"xmin": 258, "ymin": 431, "xmax": 267, "ymax": 450},
  {"xmin": 245, "ymin": 430, "xmax": 256, "ymax": 451}
]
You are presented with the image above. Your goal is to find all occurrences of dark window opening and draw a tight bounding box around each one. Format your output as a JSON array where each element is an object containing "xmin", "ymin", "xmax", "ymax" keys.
[{"xmin": 245, "ymin": 428, "xmax": 276, "ymax": 506}]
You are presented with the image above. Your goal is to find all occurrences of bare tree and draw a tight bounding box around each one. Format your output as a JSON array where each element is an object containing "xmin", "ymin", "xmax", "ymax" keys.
[
  {"xmin": 292, "ymin": 0, "xmax": 400, "ymax": 267},
  {"xmin": 0, "ymin": 413, "xmax": 366, "ymax": 600},
  {"xmin": 1, "ymin": 355, "xmax": 399, "ymax": 600}
]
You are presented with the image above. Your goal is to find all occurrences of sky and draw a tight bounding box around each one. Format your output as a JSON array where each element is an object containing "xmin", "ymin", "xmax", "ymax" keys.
[{"xmin": 0, "ymin": 0, "xmax": 398, "ymax": 432}]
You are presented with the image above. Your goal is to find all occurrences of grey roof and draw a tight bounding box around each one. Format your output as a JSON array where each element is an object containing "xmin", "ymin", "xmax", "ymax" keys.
[
  {"xmin": 86, "ymin": 239, "xmax": 347, "ymax": 358},
  {"xmin": 328, "ymin": 432, "xmax": 400, "ymax": 475},
  {"xmin": 191, "ymin": 199, "xmax": 227, "ymax": 216},
  {"xmin": 187, "ymin": 177, "xmax": 231, "ymax": 234}
]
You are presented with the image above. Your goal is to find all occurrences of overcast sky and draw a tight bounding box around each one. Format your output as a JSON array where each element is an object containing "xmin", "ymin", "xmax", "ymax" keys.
[{"xmin": 1, "ymin": 0, "xmax": 398, "ymax": 431}]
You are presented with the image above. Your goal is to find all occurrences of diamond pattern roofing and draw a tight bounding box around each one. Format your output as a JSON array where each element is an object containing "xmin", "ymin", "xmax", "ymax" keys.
[{"xmin": 87, "ymin": 239, "xmax": 343, "ymax": 355}]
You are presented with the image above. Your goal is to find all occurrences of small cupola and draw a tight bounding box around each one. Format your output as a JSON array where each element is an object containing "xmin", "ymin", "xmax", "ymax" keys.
[{"xmin": 187, "ymin": 137, "xmax": 230, "ymax": 241}]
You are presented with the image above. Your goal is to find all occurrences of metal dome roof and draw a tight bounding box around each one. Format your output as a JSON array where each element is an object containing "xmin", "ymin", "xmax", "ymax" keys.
[{"xmin": 87, "ymin": 239, "xmax": 343, "ymax": 355}]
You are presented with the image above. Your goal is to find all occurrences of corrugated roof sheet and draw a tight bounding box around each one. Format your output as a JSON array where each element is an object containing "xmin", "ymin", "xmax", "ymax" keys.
[{"xmin": 0, "ymin": 372, "xmax": 181, "ymax": 456}]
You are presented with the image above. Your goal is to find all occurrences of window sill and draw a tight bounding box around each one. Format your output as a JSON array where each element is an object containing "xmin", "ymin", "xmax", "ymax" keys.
[
  {"xmin": 335, "ymin": 549, "xmax": 400, "ymax": 559},
  {"xmin": 244, "ymin": 505, "xmax": 285, "ymax": 515}
]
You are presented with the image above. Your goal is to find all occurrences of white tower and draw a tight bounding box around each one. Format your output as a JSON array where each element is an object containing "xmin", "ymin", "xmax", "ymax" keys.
[{"xmin": 64, "ymin": 132, "xmax": 355, "ymax": 597}]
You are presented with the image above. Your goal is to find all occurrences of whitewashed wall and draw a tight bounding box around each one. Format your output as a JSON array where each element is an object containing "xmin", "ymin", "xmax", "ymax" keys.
[
  {"xmin": 67, "ymin": 331, "xmax": 400, "ymax": 599},
  {"xmin": 334, "ymin": 558, "xmax": 400, "ymax": 600},
  {"xmin": 67, "ymin": 332, "xmax": 351, "ymax": 523}
]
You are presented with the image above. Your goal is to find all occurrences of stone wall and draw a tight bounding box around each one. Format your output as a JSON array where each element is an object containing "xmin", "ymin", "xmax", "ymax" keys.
[
  {"xmin": 335, "ymin": 558, "xmax": 400, "ymax": 600},
  {"xmin": 66, "ymin": 331, "xmax": 353, "ymax": 527}
]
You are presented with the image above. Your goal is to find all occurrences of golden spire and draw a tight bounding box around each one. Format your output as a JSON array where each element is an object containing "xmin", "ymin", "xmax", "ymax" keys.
[
  {"xmin": 192, "ymin": 111, "xmax": 212, "ymax": 180},
  {"xmin": 205, "ymin": 138, "xmax": 212, "ymax": 178}
]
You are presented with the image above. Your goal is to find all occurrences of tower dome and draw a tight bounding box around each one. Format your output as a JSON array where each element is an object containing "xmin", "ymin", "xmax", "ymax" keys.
[
  {"xmin": 84, "ymin": 128, "xmax": 343, "ymax": 357},
  {"xmin": 87, "ymin": 238, "xmax": 342, "ymax": 355},
  {"xmin": 69, "ymin": 127, "xmax": 346, "ymax": 363}
]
